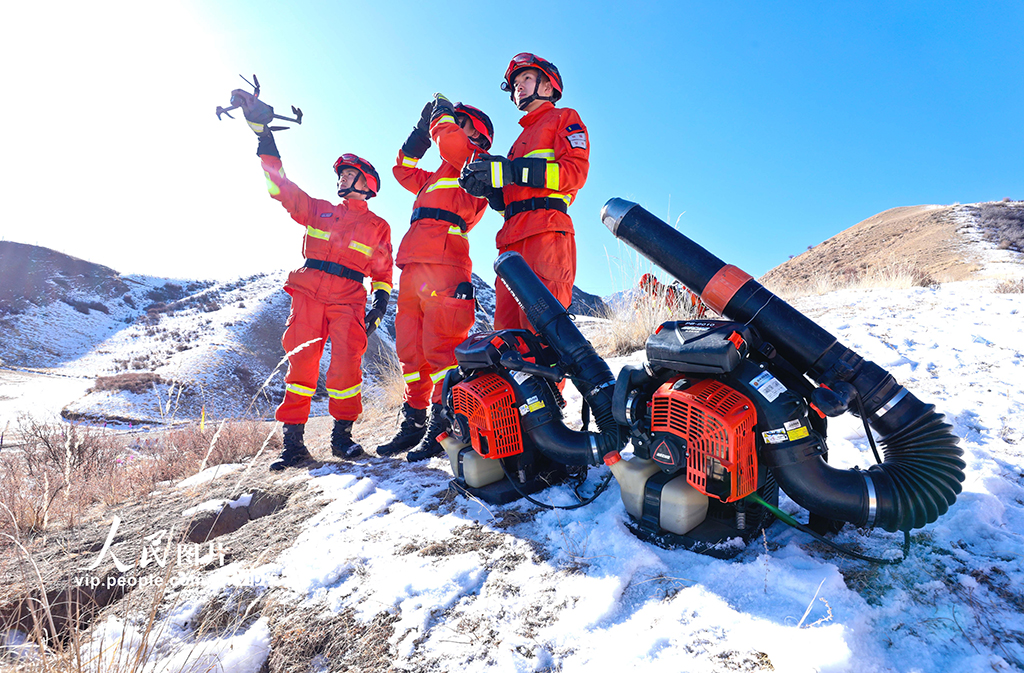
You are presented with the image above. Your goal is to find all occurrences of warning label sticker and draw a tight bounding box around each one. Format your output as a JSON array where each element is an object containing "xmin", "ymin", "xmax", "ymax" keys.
[
  {"xmin": 762, "ymin": 429, "xmax": 789, "ymax": 444},
  {"xmin": 787, "ymin": 426, "xmax": 809, "ymax": 441},
  {"xmin": 750, "ymin": 371, "xmax": 787, "ymax": 402}
]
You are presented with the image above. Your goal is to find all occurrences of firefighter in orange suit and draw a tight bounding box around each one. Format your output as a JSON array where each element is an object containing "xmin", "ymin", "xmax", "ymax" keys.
[
  {"xmin": 460, "ymin": 53, "xmax": 589, "ymax": 330},
  {"xmin": 233, "ymin": 90, "xmax": 393, "ymax": 471},
  {"xmin": 379, "ymin": 96, "xmax": 496, "ymax": 462}
]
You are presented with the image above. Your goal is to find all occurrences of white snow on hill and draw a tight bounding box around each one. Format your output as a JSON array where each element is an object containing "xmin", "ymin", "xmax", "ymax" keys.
[
  {"xmin": 3, "ymin": 212, "xmax": 1023, "ymax": 671},
  {"xmin": 56, "ymin": 268, "xmax": 1024, "ymax": 672}
]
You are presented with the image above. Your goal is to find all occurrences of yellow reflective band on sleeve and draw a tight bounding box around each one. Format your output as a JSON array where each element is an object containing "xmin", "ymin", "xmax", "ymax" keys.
[
  {"xmin": 551, "ymin": 193, "xmax": 572, "ymax": 205},
  {"xmin": 545, "ymin": 162, "xmax": 560, "ymax": 190},
  {"xmin": 447, "ymin": 226, "xmax": 468, "ymax": 238},
  {"xmin": 525, "ymin": 148, "xmax": 556, "ymax": 160},
  {"xmin": 404, "ymin": 372, "xmax": 421, "ymax": 383},
  {"xmin": 285, "ymin": 382, "xmax": 316, "ymax": 397},
  {"xmin": 371, "ymin": 281, "xmax": 392, "ymax": 294},
  {"xmin": 349, "ymin": 240, "xmax": 372, "ymax": 256},
  {"xmin": 306, "ymin": 226, "xmax": 331, "ymax": 241},
  {"xmin": 490, "ymin": 163, "xmax": 504, "ymax": 189},
  {"xmin": 401, "ymin": 155, "xmax": 419, "ymax": 168},
  {"xmin": 425, "ymin": 178, "xmax": 461, "ymax": 193},
  {"xmin": 435, "ymin": 114, "xmax": 456, "ymax": 125},
  {"xmin": 264, "ymin": 174, "xmax": 281, "ymax": 196},
  {"xmin": 328, "ymin": 383, "xmax": 362, "ymax": 400},
  {"xmin": 430, "ymin": 365, "xmax": 457, "ymax": 384}
]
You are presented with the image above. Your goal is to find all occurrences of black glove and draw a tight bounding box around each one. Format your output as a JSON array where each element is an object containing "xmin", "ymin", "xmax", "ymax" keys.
[
  {"xmin": 485, "ymin": 189, "xmax": 506, "ymax": 213},
  {"xmin": 401, "ymin": 101, "xmax": 435, "ymax": 159},
  {"xmin": 510, "ymin": 157, "xmax": 548, "ymax": 188},
  {"xmin": 256, "ymin": 132, "xmax": 280, "ymax": 158},
  {"xmin": 402, "ymin": 126, "xmax": 430, "ymax": 159},
  {"xmin": 365, "ymin": 289, "xmax": 389, "ymax": 336},
  {"xmin": 460, "ymin": 154, "xmax": 513, "ymax": 196},
  {"xmin": 431, "ymin": 93, "xmax": 455, "ymax": 123},
  {"xmin": 231, "ymin": 89, "xmax": 274, "ymax": 136},
  {"xmin": 416, "ymin": 100, "xmax": 434, "ymax": 134}
]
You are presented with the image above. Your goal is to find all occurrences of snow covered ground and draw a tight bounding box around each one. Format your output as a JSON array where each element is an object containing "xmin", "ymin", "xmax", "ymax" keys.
[{"xmin": 48, "ymin": 270, "xmax": 1022, "ymax": 673}]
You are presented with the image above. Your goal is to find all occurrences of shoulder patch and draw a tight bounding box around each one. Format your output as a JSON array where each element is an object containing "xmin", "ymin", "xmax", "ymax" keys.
[
  {"xmin": 567, "ymin": 132, "xmax": 587, "ymax": 150},
  {"xmin": 320, "ymin": 212, "xmax": 333, "ymax": 218},
  {"xmin": 564, "ymin": 123, "xmax": 583, "ymax": 134}
]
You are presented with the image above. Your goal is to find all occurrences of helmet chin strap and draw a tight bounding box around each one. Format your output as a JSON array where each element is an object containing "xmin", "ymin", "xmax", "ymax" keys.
[
  {"xmin": 337, "ymin": 173, "xmax": 373, "ymax": 199},
  {"xmin": 514, "ymin": 78, "xmax": 556, "ymax": 111}
]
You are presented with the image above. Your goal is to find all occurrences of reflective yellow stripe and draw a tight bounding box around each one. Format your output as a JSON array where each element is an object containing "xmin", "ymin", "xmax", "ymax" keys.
[
  {"xmin": 404, "ymin": 372, "xmax": 421, "ymax": 383},
  {"xmin": 431, "ymin": 365, "xmax": 457, "ymax": 384},
  {"xmin": 371, "ymin": 281, "xmax": 392, "ymax": 294},
  {"xmin": 306, "ymin": 226, "xmax": 330, "ymax": 241},
  {"xmin": 447, "ymin": 226, "xmax": 467, "ymax": 238},
  {"xmin": 264, "ymin": 166, "xmax": 286, "ymax": 197},
  {"xmin": 401, "ymin": 155, "xmax": 419, "ymax": 168},
  {"xmin": 525, "ymin": 148, "xmax": 556, "ymax": 160},
  {"xmin": 490, "ymin": 163, "xmax": 504, "ymax": 189},
  {"xmin": 285, "ymin": 382, "xmax": 316, "ymax": 397},
  {"xmin": 328, "ymin": 383, "xmax": 362, "ymax": 400},
  {"xmin": 435, "ymin": 114, "xmax": 456, "ymax": 125},
  {"xmin": 426, "ymin": 178, "xmax": 461, "ymax": 193},
  {"xmin": 550, "ymin": 193, "xmax": 572, "ymax": 205},
  {"xmin": 349, "ymin": 241, "xmax": 372, "ymax": 256},
  {"xmin": 545, "ymin": 162, "xmax": 560, "ymax": 190},
  {"xmin": 264, "ymin": 172, "xmax": 281, "ymax": 196}
]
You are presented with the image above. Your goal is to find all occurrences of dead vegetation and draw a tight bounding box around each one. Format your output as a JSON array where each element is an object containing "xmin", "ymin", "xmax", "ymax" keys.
[{"xmin": 0, "ymin": 417, "xmax": 279, "ymax": 539}]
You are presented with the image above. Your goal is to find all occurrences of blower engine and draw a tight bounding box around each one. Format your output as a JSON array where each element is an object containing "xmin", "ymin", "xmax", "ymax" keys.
[{"xmin": 436, "ymin": 199, "xmax": 966, "ymax": 556}]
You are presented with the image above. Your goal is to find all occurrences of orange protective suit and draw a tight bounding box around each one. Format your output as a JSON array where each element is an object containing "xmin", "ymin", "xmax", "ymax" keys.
[
  {"xmin": 261, "ymin": 154, "xmax": 394, "ymax": 424},
  {"xmin": 495, "ymin": 101, "xmax": 589, "ymax": 329},
  {"xmin": 391, "ymin": 116, "xmax": 487, "ymax": 407}
]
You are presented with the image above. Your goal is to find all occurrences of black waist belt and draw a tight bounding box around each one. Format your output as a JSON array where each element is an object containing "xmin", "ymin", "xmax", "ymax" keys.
[
  {"xmin": 411, "ymin": 206, "xmax": 467, "ymax": 232},
  {"xmin": 303, "ymin": 258, "xmax": 363, "ymax": 283},
  {"xmin": 503, "ymin": 197, "xmax": 568, "ymax": 221}
]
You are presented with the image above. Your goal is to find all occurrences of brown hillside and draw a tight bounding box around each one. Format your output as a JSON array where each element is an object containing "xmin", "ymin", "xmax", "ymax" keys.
[
  {"xmin": 0, "ymin": 241, "xmax": 129, "ymax": 312},
  {"xmin": 759, "ymin": 204, "xmax": 981, "ymax": 290}
]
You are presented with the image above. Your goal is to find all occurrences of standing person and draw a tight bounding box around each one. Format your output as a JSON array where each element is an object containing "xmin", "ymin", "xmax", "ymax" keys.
[
  {"xmin": 379, "ymin": 95, "xmax": 495, "ymax": 462},
  {"xmin": 460, "ymin": 53, "xmax": 590, "ymax": 330},
  {"xmin": 233, "ymin": 90, "xmax": 394, "ymax": 471}
]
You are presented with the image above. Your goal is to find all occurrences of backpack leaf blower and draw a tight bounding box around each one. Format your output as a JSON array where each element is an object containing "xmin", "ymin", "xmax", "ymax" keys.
[{"xmin": 437, "ymin": 199, "xmax": 965, "ymax": 556}]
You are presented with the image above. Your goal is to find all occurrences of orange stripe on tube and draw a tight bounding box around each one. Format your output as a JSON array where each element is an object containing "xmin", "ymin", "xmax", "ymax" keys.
[{"xmin": 701, "ymin": 265, "xmax": 752, "ymax": 314}]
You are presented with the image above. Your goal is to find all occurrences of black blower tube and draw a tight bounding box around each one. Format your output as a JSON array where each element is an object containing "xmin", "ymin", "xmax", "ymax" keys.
[
  {"xmin": 493, "ymin": 251, "xmax": 624, "ymax": 465},
  {"xmin": 601, "ymin": 198, "xmax": 965, "ymax": 532}
]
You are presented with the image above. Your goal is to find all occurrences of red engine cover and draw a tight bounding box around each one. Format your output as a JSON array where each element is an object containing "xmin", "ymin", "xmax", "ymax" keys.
[
  {"xmin": 452, "ymin": 373, "xmax": 524, "ymax": 459},
  {"xmin": 650, "ymin": 377, "xmax": 758, "ymax": 502}
]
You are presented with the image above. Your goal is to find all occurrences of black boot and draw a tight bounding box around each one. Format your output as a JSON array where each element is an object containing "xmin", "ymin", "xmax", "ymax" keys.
[
  {"xmin": 376, "ymin": 403, "xmax": 428, "ymax": 457},
  {"xmin": 331, "ymin": 419, "xmax": 364, "ymax": 459},
  {"xmin": 270, "ymin": 423, "xmax": 311, "ymax": 471},
  {"xmin": 407, "ymin": 403, "xmax": 448, "ymax": 462}
]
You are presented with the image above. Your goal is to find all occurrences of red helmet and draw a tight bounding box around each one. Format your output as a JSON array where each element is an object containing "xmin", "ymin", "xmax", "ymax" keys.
[
  {"xmin": 454, "ymin": 103, "xmax": 494, "ymax": 151},
  {"xmin": 333, "ymin": 153, "xmax": 380, "ymax": 198},
  {"xmin": 500, "ymin": 52, "xmax": 563, "ymax": 108}
]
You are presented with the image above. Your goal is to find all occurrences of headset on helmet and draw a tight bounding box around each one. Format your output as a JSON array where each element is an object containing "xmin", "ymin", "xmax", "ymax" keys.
[
  {"xmin": 500, "ymin": 52, "xmax": 563, "ymax": 109},
  {"xmin": 453, "ymin": 103, "xmax": 494, "ymax": 151},
  {"xmin": 333, "ymin": 153, "xmax": 380, "ymax": 198}
]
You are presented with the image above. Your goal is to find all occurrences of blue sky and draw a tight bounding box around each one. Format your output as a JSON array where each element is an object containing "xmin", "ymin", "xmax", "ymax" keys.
[{"xmin": 2, "ymin": 1, "xmax": 1021, "ymax": 297}]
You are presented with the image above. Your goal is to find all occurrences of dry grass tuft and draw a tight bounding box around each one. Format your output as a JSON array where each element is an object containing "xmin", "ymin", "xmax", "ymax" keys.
[
  {"xmin": 592, "ymin": 287, "xmax": 706, "ymax": 358},
  {"xmin": 266, "ymin": 604, "xmax": 399, "ymax": 673},
  {"xmin": 91, "ymin": 373, "xmax": 167, "ymax": 395},
  {"xmin": 994, "ymin": 278, "xmax": 1024, "ymax": 294},
  {"xmin": 0, "ymin": 417, "xmax": 277, "ymax": 539},
  {"xmin": 765, "ymin": 259, "xmax": 938, "ymax": 300}
]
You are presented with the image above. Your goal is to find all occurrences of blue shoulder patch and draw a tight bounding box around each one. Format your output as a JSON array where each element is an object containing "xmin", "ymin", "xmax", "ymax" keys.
[{"xmin": 564, "ymin": 123, "xmax": 583, "ymax": 134}]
